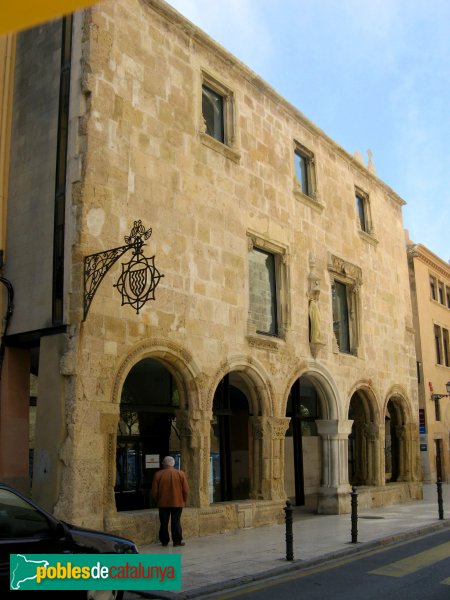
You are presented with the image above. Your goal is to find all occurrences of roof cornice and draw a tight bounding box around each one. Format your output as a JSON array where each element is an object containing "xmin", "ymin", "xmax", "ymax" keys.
[{"xmin": 407, "ymin": 243, "xmax": 450, "ymax": 279}]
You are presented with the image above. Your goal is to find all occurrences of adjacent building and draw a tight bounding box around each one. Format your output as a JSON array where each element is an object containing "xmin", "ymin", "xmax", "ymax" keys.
[
  {"xmin": 407, "ymin": 240, "xmax": 450, "ymax": 483},
  {"xmin": 1, "ymin": 0, "xmax": 421, "ymax": 544}
]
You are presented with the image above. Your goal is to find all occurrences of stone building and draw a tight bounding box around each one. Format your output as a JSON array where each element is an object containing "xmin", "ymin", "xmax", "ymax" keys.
[
  {"xmin": 407, "ymin": 240, "xmax": 450, "ymax": 483},
  {"xmin": 2, "ymin": 0, "xmax": 421, "ymax": 543}
]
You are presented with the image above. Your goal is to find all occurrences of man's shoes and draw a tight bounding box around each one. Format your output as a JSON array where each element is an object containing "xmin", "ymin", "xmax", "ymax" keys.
[
  {"xmin": 161, "ymin": 543, "xmax": 169, "ymax": 547},
  {"xmin": 173, "ymin": 542, "xmax": 185, "ymax": 547}
]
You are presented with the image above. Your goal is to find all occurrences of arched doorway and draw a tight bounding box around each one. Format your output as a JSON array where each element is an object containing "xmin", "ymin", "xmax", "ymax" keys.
[
  {"xmin": 115, "ymin": 358, "xmax": 181, "ymax": 511},
  {"xmin": 348, "ymin": 391, "xmax": 378, "ymax": 486},
  {"xmin": 385, "ymin": 399, "xmax": 403, "ymax": 483},
  {"xmin": 285, "ymin": 377, "xmax": 321, "ymax": 507},
  {"xmin": 210, "ymin": 373, "xmax": 252, "ymax": 503}
]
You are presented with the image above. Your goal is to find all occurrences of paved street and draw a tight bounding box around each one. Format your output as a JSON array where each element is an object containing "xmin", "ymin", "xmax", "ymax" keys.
[
  {"xmin": 200, "ymin": 528, "xmax": 450, "ymax": 599},
  {"xmin": 121, "ymin": 483, "xmax": 450, "ymax": 600}
]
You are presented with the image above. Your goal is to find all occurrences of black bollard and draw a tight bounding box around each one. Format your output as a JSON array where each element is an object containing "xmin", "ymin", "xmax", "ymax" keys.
[
  {"xmin": 351, "ymin": 486, "xmax": 358, "ymax": 543},
  {"xmin": 284, "ymin": 500, "xmax": 294, "ymax": 561},
  {"xmin": 437, "ymin": 478, "xmax": 444, "ymax": 520}
]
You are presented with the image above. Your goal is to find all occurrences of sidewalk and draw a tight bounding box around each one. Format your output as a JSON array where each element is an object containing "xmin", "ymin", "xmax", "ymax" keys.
[{"xmin": 135, "ymin": 484, "xmax": 450, "ymax": 599}]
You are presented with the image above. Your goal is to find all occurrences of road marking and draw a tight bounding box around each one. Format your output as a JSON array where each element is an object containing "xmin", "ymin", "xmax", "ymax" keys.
[
  {"xmin": 370, "ymin": 541, "xmax": 450, "ymax": 578},
  {"xmin": 441, "ymin": 577, "xmax": 450, "ymax": 585}
]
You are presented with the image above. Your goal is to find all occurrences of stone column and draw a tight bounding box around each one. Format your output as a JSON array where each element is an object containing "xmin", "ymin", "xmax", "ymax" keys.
[
  {"xmin": 250, "ymin": 416, "xmax": 290, "ymax": 501},
  {"xmin": 396, "ymin": 425, "xmax": 407, "ymax": 481},
  {"xmin": 365, "ymin": 423, "xmax": 381, "ymax": 486},
  {"xmin": 316, "ymin": 419, "xmax": 353, "ymax": 514},
  {"xmin": 177, "ymin": 410, "xmax": 210, "ymax": 508}
]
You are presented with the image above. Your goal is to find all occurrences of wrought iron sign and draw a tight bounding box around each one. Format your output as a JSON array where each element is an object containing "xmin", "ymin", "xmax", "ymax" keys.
[{"xmin": 83, "ymin": 221, "xmax": 164, "ymax": 320}]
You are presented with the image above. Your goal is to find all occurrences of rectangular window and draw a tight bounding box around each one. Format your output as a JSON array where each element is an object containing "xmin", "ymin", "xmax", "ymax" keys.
[
  {"xmin": 202, "ymin": 84, "xmax": 224, "ymax": 143},
  {"xmin": 293, "ymin": 142, "xmax": 316, "ymax": 201},
  {"xmin": 430, "ymin": 276, "xmax": 437, "ymax": 300},
  {"xmin": 447, "ymin": 286, "xmax": 450, "ymax": 308},
  {"xmin": 356, "ymin": 192, "xmax": 367, "ymax": 232},
  {"xmin": 443, "ymin": 328, "xmax": 450, "ymax": 367},
  {"xmin": 354, "ymin": 187, "xmax": 373, "ymax": 235},
  {"xmin": 332, "ymin": 281, "xmax": 350, "ymax": 353},
  {"xmin": 438, "ymin": 281, "xmax": 444, "ymax": 304},
  {"xmin": 434, "ymin": 325, "xmax": 442, "ymax": 364},
  {"xmin": 328, "ymin": 253, "xmax": 362, "ymax": 356},
  {"xmin": 294, "ymin": 150, "xmax": 309, "ymax": 196},
  {"xmin": 249, "ymin": 248, "xmax": 278, "ymax": 336}
]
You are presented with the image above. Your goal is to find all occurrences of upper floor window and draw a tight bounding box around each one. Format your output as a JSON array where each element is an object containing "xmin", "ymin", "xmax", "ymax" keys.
[
  {"xmin": 249, "ymin": 248, "xmax": 278, "ymax": 336},
  {"xmin": 332, "ymin": 281, "xmax": 351, "ymax": 353},
  {"xmin": 444, "ymin": 328, "xmax": 450, "ymax": 367},
  {"xmin": 355, "ymin": 187, "xmax": 373, "ymax": 235},
  {"xmin": 247, "ymin": 233, "xmax": 289, "ymax": 341},
  {"xmin": 447, "ymin": 285, "xmax": 450, "ymax": 309},
  {"xmin": 328, "ymin": 253, "xmax": 362, "ymax": 356},
  {"xmin": 438, "ymin": 281, "xmax": 445, "ymax": 304},
  {"xmin": 202, "ymin": 85, "xmax": 224, "ymax": 143},
  {"xmin": 434, "ymin": 324, "xmax": 443, "ymax": 365},
  {"xmin": 293, "ymin": 142, "xmax": 317, "ymax": 201},
  {"xmin": 200, "ymin": 72, "xmax": 237, "ymax": 154},
  {"xmin": 430, "ymin": 275, "xmax": 437, "ymax": 300}
]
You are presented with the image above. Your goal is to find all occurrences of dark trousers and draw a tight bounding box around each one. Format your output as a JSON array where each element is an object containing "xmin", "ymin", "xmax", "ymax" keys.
[{"xmin": 158, "ymin": 507, "xmax": 183, "ymax": 545}]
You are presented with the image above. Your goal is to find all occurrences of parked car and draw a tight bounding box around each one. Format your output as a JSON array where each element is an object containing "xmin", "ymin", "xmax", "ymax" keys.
[{"xmin": 0, "ymin": 483, "xmax": 138, "ymax": 599}]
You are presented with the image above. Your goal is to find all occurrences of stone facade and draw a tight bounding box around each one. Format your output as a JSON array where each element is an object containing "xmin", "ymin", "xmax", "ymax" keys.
[
  {"xmin": 2, "ymin": 0, "xmax": 421, "ymax": 543},
  {"xmin": 407, "ymin": 240, "xmax": 450, "ymax": 483}
]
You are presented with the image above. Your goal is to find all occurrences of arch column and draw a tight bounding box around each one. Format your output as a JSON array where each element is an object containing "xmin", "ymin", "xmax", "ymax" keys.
[
  {"xmin": 396, "ymin": 423, "xmax": 420, "ymax": 483},
  {"xmin": 177, "ymin": 410, "xmax": 211, "ymax": 508},
  {"xmin": 365, "ymin": 423, "xmax": 382, "ymax": 486},
  {"xmin": 250, "ymin": 416, "xmax": 290, "ymax": 501},
  {"xmin": 316, "ymin": 419, "xmax": 353, "ymax": 514}
]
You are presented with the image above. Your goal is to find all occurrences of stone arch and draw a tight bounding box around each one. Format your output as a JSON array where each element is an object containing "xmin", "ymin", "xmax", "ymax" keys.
[
  {"xmin": 282, "ymin": 362, "xmax": 340, "ymax": 420},
  {"xmin": 383, "ymin": 387, "xmax": 416, "ymax": 483},
  {"xmin": 283, "ymin": 364, "xmax": 351, "ymax": 514},
  {"xmin": 104, "ymin": 339, "xmax": 202, "ymax": 515},
  {"xmin": 207, "ymin": 356, "xmax": 279, "ymax": 502},
  {"xmin": 207, "ymin": 355, "xmax": 274, "ymax": 417},
  {"xmin": 347, "ymin": 382, "xmax": 382, "ymax": 486},
  {"xmin": 112, "ymin": 338, "xmax": 202, "ymax": 412}
]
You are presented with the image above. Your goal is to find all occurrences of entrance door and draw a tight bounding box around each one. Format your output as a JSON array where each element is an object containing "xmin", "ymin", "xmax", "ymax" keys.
[
  {"xmin": 211, "ymin": 374, "xmax": 251, "ymax": 502},
  {"xmin": 115, "ymin": 359, "xmax": 180, "ymax": 511},
  {"xmin": 285, "ymin": 378, "xmax": 320, "ymax": 506}
]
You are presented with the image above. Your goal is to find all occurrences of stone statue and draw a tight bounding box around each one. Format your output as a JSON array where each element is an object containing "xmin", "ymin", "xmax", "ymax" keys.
[
  {"xmin": 307, "ymin": 253, "xmax": 323, "ymax": 355},
  {"xmin": 309, "ymin": 290, "xmax": 321, "ymax": 344}
]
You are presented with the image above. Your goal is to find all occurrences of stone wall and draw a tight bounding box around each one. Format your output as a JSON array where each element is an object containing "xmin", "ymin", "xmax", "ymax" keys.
[{"xmin": 51, "ymin": 0, "xmax": 420, "ymax": 536}]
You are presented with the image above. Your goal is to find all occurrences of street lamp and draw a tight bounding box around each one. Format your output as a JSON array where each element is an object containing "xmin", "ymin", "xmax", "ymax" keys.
[{"xmin": 432, "ymin": 381, "xmax": 450, "ymax": 401}]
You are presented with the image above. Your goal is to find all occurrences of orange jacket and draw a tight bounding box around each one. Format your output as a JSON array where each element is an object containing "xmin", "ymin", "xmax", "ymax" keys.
[{"xmin": 151, "ymin": 466, "xmax": 188, "ymax": 508}]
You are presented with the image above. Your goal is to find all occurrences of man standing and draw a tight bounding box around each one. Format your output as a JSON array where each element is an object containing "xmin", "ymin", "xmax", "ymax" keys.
[{"xmin": 151, "ymin": 456, "xmax": 188, "ymax": 547}]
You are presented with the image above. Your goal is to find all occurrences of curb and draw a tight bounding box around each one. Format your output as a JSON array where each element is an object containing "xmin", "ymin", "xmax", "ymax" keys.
[{"xmin": 132, "ymin": 519, "xmax": 450, "ymax": 599}]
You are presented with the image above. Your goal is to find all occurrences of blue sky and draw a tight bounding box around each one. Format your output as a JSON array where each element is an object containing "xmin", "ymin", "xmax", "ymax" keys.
[{"xmin": 168, "ymin": 0, "xmax": 450, "ymax": 262}]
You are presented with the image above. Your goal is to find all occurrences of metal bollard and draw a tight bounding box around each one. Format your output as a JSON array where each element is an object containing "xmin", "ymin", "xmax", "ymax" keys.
[
  {"xmin": 351, "ymin": 486, "xmax": 358, "ymax": 543},
  {"xmin": 437, "ymin": 478, "xmax": 444, "ymax": 520},
  {"xmin": 284, "ymin": 500, "xmax": 294, "ymax": 561}
]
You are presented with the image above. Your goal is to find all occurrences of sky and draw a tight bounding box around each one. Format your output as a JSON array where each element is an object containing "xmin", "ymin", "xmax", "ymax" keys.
[{"xmin": 167, "ymin": 0, "xmax": 450, "ymax": 262}]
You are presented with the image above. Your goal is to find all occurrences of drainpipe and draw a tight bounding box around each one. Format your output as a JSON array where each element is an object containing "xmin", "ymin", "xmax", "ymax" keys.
[{"xmin": 0, "ymin": 249, "xmax": 14, "ymax": 378}]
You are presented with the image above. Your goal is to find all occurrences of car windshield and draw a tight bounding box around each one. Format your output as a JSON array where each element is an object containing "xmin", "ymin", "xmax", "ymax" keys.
[{"xmin": 0, "ymin": 489, "xmax": 50, "ymax": 539}]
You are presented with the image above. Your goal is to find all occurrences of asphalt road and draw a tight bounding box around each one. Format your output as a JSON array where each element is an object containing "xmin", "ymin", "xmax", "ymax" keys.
[{"xmin": 197, "ymin": 528, "xmax": 450, "ymax": 600}]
